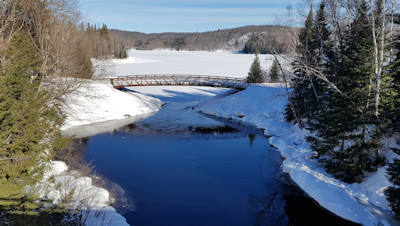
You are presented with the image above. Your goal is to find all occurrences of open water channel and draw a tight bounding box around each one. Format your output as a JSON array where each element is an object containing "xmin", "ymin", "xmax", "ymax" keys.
[{"xmin": 76, "ymin": 86, "xmax": 358, "ymax": 226}]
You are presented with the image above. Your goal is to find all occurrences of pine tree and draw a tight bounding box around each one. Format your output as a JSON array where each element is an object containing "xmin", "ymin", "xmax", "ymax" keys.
[
  {"xmin": 287, "ymin": 4, "xmax": 323, "ymax": 123},
  {"xmin": 312, "ymin": 1, "xmax": 332, "ymax": 62},
  {"xmin": 99, "ymin": 24, "xmax": 110, "ymax": 40},
  {"xmin": 307, "ymin": 0, "xmax": 381, "ymax": 183},
  {"xmin": 0, "ymin": 33, "xmax": 65, "ymax": 200},
  {"xmin": 269, "ymin": 58, "xmax": 280, "ymax": 80},
  {"xmin": 247, "ymin": 52, "xmax": 264, "ymax": 83},
  {"xmin": 287, "ymin": 0, "xmax": 385, "ymax": 183},
  {"xmin": 384, "ymin": 13, "xmax": 400, "ymax": 130},
  {"xmin": 114, "ymin": 43, "xmax": 128, "ymax": 59},
  {"xmin": 243, "ymin": 34, "xmax": 257, "ymax": 53},
  {"xmin": 386, "ymin": 147, "xmax": 400, "ymax": 219},
  {"xmin": 385, "ymin": 14, "xmax": 400, "ymax": 220},
  {"xmin": 299, "ymin": 5, "xmax": 314, "ymax": 53}
]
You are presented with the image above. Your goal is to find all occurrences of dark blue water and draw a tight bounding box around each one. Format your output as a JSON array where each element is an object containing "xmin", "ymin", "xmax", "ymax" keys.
[
  {"xmin": 81, "ymin": 126, "xmax": 358, "ymax": 226},
  {"xmin": 84, "ymin": 128, "xmax": 289, "ymax": 226}
]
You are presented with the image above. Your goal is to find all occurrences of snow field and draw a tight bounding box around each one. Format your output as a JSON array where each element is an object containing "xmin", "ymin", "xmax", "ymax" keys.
[{"xmin": 95, "ymin": 49, "xmax": 286, "ymax": 78}]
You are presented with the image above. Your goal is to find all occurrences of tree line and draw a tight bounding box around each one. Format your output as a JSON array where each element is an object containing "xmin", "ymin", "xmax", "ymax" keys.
[
  {"xmin": 285, "ymin": 0, "xmax": 400, "ymax": 218},
  {"xmin": 110, "ymin": 25, "xmax": 298, "ymax": 52},
  {"xmin": 242, "ymin": 33, "xmax": 291, "ymax": 54}
]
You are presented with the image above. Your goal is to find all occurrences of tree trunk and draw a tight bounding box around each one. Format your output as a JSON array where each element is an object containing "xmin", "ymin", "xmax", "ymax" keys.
[
  {"xmin": 390, "ymin": 0, "xmax": 395, "ymax": 64},
  {"xmin": 375, "ymin": 0, "xmax": 386, "ymax": 118},
  {"xmin": 370, "ymin": 0, "xmax": 385, "ymax": 118}
]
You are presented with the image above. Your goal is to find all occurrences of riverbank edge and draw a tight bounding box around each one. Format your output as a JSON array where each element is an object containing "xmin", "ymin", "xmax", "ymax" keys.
[
  {"xmin": 36, "ymin": 80, "xmax": 164, "ymax": 225},
  {"xmin": 196, "ymin": 83, "xmax": 396, "ymax": 225}
]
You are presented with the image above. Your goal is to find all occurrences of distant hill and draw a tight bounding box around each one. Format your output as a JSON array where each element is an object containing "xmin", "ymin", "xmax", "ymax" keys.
[{"xmin": 109, "ymin": 25, "xmax": 299, "ymax": 53}]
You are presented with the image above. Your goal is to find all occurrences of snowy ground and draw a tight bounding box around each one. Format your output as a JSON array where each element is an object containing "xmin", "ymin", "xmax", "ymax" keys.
[
  {"xmin": 34, "ymin": 161, "xmax": 129, "ymax": 225},
  {"xmin": 53, "ymin": 50, "xmax": 398, "ymax": 225},
  {"xmin": 61, "ymin": 80, "xmax": 163, "ymax": 137}
]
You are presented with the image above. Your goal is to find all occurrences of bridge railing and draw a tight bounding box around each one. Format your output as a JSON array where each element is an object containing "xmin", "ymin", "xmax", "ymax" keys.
[{"xmin": 110, "ymin": 75, "xmax": 249, "ymax": 90}]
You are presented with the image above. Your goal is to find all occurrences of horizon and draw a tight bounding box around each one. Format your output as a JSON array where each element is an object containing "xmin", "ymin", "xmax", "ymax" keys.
[{"xmin": 79, "ymin": 0, "xmax": 299, "ymax": 33}]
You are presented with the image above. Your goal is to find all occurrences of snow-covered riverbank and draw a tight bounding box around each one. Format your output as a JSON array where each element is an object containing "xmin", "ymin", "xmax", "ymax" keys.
[
  {"xmin": 35, "ymin": 161, "xmax": 129, "ymax": 225},
  {"xmin": 61, "ymin": 80, "xmax": 163, "ymax": 134},
  {"xmin": 38, "ymin": 79, "xmax": 164, "ymax": 225},
  {"xmin": 197, "ymin": 84, "xmax": 397, "ymax": 225}
]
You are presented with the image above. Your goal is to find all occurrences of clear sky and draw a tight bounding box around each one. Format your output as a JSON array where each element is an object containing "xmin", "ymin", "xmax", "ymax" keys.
[{"xmin": 79, "ymin": 0, "xmax": 294, "ymax": 33}]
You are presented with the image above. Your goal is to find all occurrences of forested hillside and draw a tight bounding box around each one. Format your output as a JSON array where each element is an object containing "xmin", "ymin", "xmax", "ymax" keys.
[{"xmin": 110, "ymin": 25, "xmax": 298, "ymax": 53}]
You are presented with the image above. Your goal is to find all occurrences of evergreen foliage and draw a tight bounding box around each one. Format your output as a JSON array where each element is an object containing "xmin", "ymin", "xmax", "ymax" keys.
[
  {"xmin": 247, "ymin": 53, "xmax": 264, "ymax": 83},
  {"xmin": 287, "ymin": 4, "xmax": 323, "ymax": 124},
  {"xmin": 386, "ymin": 147, "xmax": 400, "ymax": 219},
  {"xmin": 312, "ymin": 1, "xmax": 332, "ymax": 62},
  {"xmin": 99, "ymin": 24, "xmax": 110, "ymax": 40},
  {"xmin": 242, "ymin": 34, "xmax": 288, "ymax": 54},
  {"xmin": 287, "ymin": 1, "xmax": 384, "ymax": 183},
  {"xmin": 385, "ymin": 14, "xmax": 400, "ymax": 220},
  {"xmin": 298, "ymin": 5, "xmax": 314, "ymax": 53},
  {"xmin": 171, "ymin": 37, "xmax": 186, "ymax": 50},
  {"xmin": 269, "ymin": 59, "xmax": 280, "ymax": 80},
  {"xmin": 316, "ymin": 0, "xmax": 380, "ymax": 182},
  {"xmin": 285, "ymin": 0, "xmax": 400, "ymax": 217},
  {"xmin": 114, "ymin": 43, "xmax": 128, "ymax": 59},
  {"xmin": 0, "ymin": 33, "xmax": 65, "ymax": 199}
]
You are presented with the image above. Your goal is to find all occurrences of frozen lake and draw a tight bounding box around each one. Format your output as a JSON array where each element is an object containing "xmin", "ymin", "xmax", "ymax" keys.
[{"xmin": 95, "ymin": 50, "xmax": 279, "ymax": 78}]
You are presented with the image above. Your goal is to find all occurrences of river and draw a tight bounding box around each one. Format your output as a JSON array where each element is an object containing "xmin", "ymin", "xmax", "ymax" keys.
[{"xmin": 75, "ymin": 86, "xmax": 357, "ymax": 226}]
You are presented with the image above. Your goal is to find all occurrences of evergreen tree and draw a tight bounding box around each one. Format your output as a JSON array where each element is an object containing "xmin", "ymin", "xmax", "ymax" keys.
[
  {"xmin": 247, "ymin": 52, "xmax": 264, "ymax": 83},
  {"xmin": 286, "ymin": 4, "xmax": 323, "ymax": 124},
  {"xmin": 386, "ymin": 147, "xmax": 400, "ymax": 219},
  {"xmin": 0, "ymin": 33, "xmax": 65, "ymax": 200},
  {"xmin": 99, "ymin": 24, "xmax": 110, "ymax": 40},
  {"xmin": 307, "ymin": 0, "xmax": 381, "ymax": 183},
  {"xmin": 384, "ymin": 13, "xmax": 400, "ymax": 130},
  {"xmin": 243, "ymin": 34, "xmax": 257, "ymax": 53},
  {"xmin": 114, "ymin": 43, "xmax": 128, "ymax": 59},
  {"xmin": 287, "ymin": 0, "xmax": 386, "ymax": 183},
  {"xmin": 299, "ymin": 5, "xmax": 314, "ymax": 53},
  {"xmin": 385, "ymin": 14, "xmax": 400, "ymax": 220},
  {"xmin": 171, "ymin": 37, "xmax": 186, "ymax": 51},
  {"xmin": 312, "ymin": 1, "xmax": 332, "ymax": 62},
  {"xmin": 269, "ymin": 58, "xmax": 280, "ymax": 80}
]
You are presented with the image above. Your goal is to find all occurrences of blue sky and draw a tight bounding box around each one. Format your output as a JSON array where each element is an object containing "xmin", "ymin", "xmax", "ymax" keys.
[{"xmin": 79, "ymin": 0, "xmax": 294, "ymax": 33}]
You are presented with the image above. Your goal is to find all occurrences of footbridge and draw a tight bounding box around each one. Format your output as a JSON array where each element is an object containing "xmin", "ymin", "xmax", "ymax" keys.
[{"xmin": 110, "ymin": 75, "xmax": 249, "ymax": 90}]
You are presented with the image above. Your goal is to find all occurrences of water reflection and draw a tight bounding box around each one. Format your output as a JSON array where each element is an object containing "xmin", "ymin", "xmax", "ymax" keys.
[{"xmin": 248, "ymin": 134, "xmax": 256, "ymax": 147}]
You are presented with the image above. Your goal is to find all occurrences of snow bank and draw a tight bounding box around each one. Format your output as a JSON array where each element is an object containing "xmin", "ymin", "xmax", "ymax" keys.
[
  {"xmin": 36, "ymin": 161, "xmax": 129, "ymax": 226},
  {"xmin": 197, "ymin": 84, "xmax": 395, "ymax": 225},
  {"xmin": 61, "ymin": 80, "xmax": 163, "ymax": 130}
]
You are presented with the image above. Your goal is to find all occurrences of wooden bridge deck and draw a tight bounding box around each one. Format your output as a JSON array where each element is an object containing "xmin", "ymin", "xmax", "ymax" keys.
[{"xmin": 110, "ymin": 75, "xmax": 249, "ymax": 90}]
